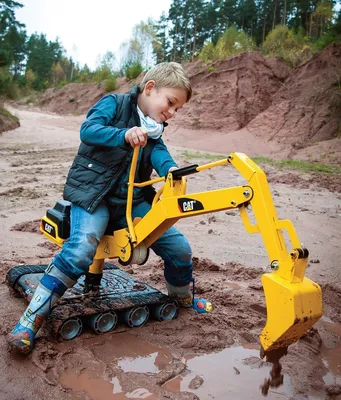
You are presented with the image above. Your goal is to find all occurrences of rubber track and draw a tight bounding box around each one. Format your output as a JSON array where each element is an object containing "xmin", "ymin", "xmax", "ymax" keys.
[{"xmin": 6, "ymin": 263, "xmax": 118, "ymax": 289}]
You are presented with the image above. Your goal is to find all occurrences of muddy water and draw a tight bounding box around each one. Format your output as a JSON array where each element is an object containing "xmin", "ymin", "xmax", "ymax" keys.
[
  {"xmin": 321, "ymin": 320, "xmax": 341, "ymax": 387},
  {"xmin": 58, "ymin": 332, "xmax": 329, "ymax": 400},
  {"xmin": 163, "ymin": 346, "xmax": 293, "ymax": 399}
]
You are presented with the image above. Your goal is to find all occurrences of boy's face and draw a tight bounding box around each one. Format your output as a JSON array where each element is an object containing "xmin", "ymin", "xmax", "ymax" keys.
[{"xmin": 143, "ymin": 81, "xmax": 188, "ymax": 123}]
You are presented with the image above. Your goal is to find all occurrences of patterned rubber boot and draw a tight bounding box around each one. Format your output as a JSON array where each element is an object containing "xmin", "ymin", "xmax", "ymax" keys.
[
  {"xmin": 166, "ymin": 280, "xmax": 213, "ymax": 314},
  {"xmin": 7, "ymin": 264, "xmax": 76, "ymax": 355}
]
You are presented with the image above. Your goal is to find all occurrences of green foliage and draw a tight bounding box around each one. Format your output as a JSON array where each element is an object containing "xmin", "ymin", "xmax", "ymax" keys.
[
  {"xmin": 311, "ymin": 0, "xmax": 335, "ymax": 38},
  {"xmin": 0, "ymin": 66, "xmax": 18, "ymax": 98},
  {"xmin": 104, "ymin": 78, "xmax": 117, "ymax": 93},
  {"xmin": 91, "ymin": 52, "xmax": 120, "ymax": 84},
  {"xmin": 57, "ymin": 80, "xmax": 68, "ymax": 88},
  {"xmin": 0, "ymin": 66, "xmax": 11, "ymax": 91},
  {"xmin": 216, "ymin": 27, "xmax": 256, "ymax": 58},
  {"xmin": 25, "ymin": 68, "xmax": 35, "ymax": 88},
  {"xmin": 73, "ymin": 64, "xmax": 93, "ymax": 83},
  {"xmin": 125, "ymin": 62, "xmax": 143, "ymax": 80},
  {"xmin": 199, "ymin": 27, "xmax": 256, "ymax": 62},
  {"xmin": 0, "ymin": 0, "xmax": 26, "ymax": 70},
  {"xmin": 26, "ymin": 33, "xmax": 64, "ymax": 90},
  {"xmin": 262, "ymin": 25, "xmax": 312, "ymax": 66},
  {"xmin": 199, "ymin": 42, "xmax": 216, "ymax": 62},
  {"xmin": 156, "ymin": 0, "xmax": 341, "ymax": 64},
  {"xmin": 312, "ymin": 33, "xmax": 337, "ymax": 51},
  {"xmin": 93, "ymin": 66, "xmax": 112, "ymax": 83}
]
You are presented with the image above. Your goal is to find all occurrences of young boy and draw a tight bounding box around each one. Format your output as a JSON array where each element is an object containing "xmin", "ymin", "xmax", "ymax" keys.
[{"xmin": 8, "ymin": 62, "xmax": 212, "ymax": 354}]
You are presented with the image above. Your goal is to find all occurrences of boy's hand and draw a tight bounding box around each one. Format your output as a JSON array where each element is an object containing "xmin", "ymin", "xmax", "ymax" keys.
[{"xmin": 125, "ymin": 127, "xmax": 148, "ymax": 148}]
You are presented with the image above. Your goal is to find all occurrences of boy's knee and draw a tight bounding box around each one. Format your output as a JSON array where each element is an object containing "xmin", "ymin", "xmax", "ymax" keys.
[
  {"xmin": 57, "ymin": 233, "xmax": 100, "ymax": 276},
  {"xmin": 176, "ymin": 238, "xmax": 192, "ymax": 262},
  {"xmin": 74, "ymin": 233, "xmax": 99, "ymax": 266}
]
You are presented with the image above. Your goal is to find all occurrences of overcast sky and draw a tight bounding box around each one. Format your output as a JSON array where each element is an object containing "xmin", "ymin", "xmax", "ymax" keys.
[{"xmin": 15, "ymin": 0, "xmax": 172, "ymax": 70}]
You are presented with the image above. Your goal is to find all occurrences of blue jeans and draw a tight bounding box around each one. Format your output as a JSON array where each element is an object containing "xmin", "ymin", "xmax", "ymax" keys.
[{"xmin": 52, "ymin": 202, "xmax": 193, "ymax": 287}]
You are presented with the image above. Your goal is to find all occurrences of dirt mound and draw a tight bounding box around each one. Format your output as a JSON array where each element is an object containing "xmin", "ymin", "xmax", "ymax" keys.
[
  {"xmin": 38, "ymin": 52, "xmax": 288, "ymax": 132},
  {"xmin": 35, "ymin": 48, "xmax": 341, "ymax": 165},
  {"xmin": 267, "ymin": 170, "xmax": 341, "ymax": 193},
  {"xmin": 171, "ymin": 51, "xmax": 288, "ymax": 131},
  {"xmin": 247, "ymin": 44, "xmax": 341, "ymax": 151},
  {"xmin": 320, "ymin": 283, "xmax": 341, "ymax": 323},
  {"xmin": 11, "ymin": 219, "xmax": 41, "ymax": 233},
  {"xmin": 39, "ymin": 76, "xmax": 145, "ymax": 115},
  {"xmin": 0, "ymin": 186, "xmax": 40, "ymax": 199},
  {"xmin": 39, "ymin": 82, "xmax": 107, "ymax": 115},
  {"xmin": 0, "ymin": 105, "xmax": 20, "ymax": 133}
]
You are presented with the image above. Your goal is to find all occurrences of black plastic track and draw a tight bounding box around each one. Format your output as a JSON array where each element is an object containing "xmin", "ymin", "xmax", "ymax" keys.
[
  {"xmin": 6, "ymin": 264, "xmax": 48, "ymax": 288},
  {"xmin": 6, "ymin": 262, "xmax": 118, "ymax": 289}
]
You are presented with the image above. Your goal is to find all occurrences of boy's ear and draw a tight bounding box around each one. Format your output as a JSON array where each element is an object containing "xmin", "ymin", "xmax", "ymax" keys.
[{"xmin": 145, "ymin": 80, "xmax": 156, "ymax": 95}]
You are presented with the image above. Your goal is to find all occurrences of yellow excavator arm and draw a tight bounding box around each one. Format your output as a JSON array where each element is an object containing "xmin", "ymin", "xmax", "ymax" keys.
[{"xmin": 41, "ymin": 147, "xmax": 323, "ymax": 357}]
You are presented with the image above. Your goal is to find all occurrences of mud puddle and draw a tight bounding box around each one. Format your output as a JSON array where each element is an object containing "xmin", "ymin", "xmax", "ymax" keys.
[
  {"xmin": 58, "ymin": 332, "xmax": 326, "ymax": 400},
  {"xmin": 320, "ymin": 319, "xmax": 341, "ymax": 388},
  {"xmin": 163, "ymin": 345, "xmax": 297, "ymax": 400}
]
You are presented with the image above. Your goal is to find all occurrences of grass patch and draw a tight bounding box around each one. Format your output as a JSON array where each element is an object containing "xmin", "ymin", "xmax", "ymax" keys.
[
  {"xmin": 0, "ymin": 107, "xmax": 19, "ymax": 122},
  {"xmin": 252, "ymin": 156, "xmax": 341, "ymax": 174},
  {"xmin": 182, "ymin": 150, "xmax": 225, "ymax": 162},
  {"xmin": 182, "ymin": 151, "xmax": 341, "ymax": 174}
]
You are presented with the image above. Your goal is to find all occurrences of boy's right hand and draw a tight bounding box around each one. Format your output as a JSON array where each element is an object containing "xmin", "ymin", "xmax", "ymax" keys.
[{"xmin": 125, "ymin": 127, "xmax": 148, "ymax": 148}]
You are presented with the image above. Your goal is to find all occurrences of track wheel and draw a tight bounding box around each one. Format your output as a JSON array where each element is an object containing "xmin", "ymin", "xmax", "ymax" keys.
[
  {"xmin": 59, "ymin": 317, "xmax": 83, "ymax": 340},
  {"xmin": 152, "ymin": 302, "xmax": 179, "ymax": 321},
  {"xmin": 89, "ymin": 311, "xmax": 118, "ymax": 334},
  {"xmin": 131, "ymin": 244, "xmax": 149, "ymax": 265},
  {"xmin": 124, "ymin": 305, "xmax": 149, "ymax": 328}
]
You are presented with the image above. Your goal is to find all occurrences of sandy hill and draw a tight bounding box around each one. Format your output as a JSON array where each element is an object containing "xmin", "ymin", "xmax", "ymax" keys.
[
  {"xmin": 247, "ymin": 44, "xmax": 341, "ymax": 148},
  {"xmin": 26, "ymin": 45, "xmax": 341, "ymax": 164}
]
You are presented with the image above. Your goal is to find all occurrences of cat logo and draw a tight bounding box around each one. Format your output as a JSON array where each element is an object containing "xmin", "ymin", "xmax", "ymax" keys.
[
  {"xmin": 45, "ymin": 223, "xmax": 53, "ymax": 233},
  {"xmin": 42, "ymin": 220, "xmax": 56, "ymax": 238},
  {"xmin": 178, "ymin": 198, "xmax": 204, "ymax": 213},
  {"xmin": 183, "ymin": 200, "xmax": 196, "ymax": 211}
]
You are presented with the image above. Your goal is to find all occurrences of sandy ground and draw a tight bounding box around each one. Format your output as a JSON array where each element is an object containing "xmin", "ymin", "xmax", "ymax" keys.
[{"xmin": 0, "ymin": 106, "xmax": 340, "ymax": 400}]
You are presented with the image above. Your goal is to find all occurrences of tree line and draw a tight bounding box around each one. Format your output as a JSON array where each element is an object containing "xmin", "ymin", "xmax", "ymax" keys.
[
  {"xmin": 154, "ymin": 0, "xmax": 340, "ymax": 62},
  {"xmin": 0, "ymin": 0, "xmax": 340, "ymax": 98}
]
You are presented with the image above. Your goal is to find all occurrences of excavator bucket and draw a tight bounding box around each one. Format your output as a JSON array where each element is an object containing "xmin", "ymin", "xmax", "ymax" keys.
[{"xmin": 260, "ymin": 272, "xmax": 323, "ymax": 355}]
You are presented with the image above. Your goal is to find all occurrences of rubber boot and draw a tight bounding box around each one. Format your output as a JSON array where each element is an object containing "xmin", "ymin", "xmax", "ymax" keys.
[
  {"xmin": 166, "ymin": 280, "xmax": 213, "ymax": 313},
  {"xmin": 7, "ymin": 264, "xmax": 76, "ymax": 355}
]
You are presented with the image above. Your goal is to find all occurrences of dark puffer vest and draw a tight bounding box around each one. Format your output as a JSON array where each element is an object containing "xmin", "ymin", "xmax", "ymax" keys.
[{"xmin": 63, "ymin": 86, "xmax": 157, "ymax": 214}]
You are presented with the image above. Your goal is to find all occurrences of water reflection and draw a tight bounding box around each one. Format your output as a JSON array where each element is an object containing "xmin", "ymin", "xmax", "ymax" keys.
[{"xmin": 59, "ymin": 330, "xmax": 339, "ymax": 399}]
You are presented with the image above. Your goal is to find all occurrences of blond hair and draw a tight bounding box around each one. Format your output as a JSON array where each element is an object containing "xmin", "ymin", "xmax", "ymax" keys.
[{"xmin": 140, "ymin": 62, "xmax": 192, "ymax": 102}]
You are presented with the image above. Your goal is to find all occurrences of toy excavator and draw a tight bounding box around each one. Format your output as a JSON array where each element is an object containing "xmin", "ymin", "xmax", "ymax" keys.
[{"xmin": 6, "ymin": 147, "xmax": 323, "ymax": 359}]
